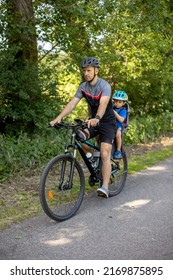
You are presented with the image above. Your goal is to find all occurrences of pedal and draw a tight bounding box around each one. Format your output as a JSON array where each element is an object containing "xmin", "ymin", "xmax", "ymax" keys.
[{"xmin": 88, "ymin": 175, "xmax": 96, "ymax": 187}]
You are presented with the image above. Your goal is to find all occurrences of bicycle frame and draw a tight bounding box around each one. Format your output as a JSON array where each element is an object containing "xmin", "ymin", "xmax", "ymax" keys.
[
  {"xmin": 78, "ymin": 141, "xmax": 100, "ymax": 173},
  {"xmin": 65, "ymin": 127, "xmax": 124, "ymax": 177},
  {"xmin": 64, "ymin": 130, "xmax": 101, "ymax": 180},
  {"xmin": 54, "ymin": 120, "xmax": 126, "ymax": 187}
]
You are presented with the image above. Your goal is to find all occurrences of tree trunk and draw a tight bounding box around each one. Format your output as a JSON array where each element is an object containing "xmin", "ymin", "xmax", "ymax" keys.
[{"xmin": 7, "ymin": 0, "xmax": 38, "ymax": 63}]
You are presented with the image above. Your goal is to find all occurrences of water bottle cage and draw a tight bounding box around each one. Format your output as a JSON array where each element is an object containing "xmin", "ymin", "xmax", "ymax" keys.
[{"xmin": 86, "ymin": 152, "xmax": 100, "ymax": 171}]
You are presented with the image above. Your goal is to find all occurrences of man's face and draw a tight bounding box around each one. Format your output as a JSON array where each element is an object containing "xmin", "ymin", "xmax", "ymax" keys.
[{"xmin": 83, "ymin": 66, "xmax": 98, "ymax": 82}]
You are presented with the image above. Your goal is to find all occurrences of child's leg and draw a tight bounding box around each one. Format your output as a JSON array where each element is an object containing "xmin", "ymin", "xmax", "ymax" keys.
[
  {"xmin": 113, "ymin": 129, "xmax": 123, "ymax": 159},
  {"xmin": 116, "ymin": 129, "xmax": 122, "ymax": 151}
]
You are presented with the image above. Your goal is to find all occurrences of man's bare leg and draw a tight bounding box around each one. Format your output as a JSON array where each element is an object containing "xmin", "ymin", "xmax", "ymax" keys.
[{"xmin": 97, "ymin": 142, "xmax": 112, "ymax": 197}]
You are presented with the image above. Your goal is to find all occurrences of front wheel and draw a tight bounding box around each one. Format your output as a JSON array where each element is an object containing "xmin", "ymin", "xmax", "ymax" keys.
[
  {"xmin": 109, "ymin": 150, "xmax": 128, "ymax": 197},
  {"xmin": 39, "ymin": 154, "xmax": 85, "ymax": 222}
]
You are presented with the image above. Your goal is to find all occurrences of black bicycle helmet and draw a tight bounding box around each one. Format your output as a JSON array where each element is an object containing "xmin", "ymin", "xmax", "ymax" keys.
[{"xmin": 81, "ymin": 57, "xmax": 100, "ymax": 68}]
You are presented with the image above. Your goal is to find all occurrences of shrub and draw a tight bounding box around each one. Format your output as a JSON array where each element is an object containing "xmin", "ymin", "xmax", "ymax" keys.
[
  {"xmin": 124, "ymin": 112, "xmax": 173, "ymax": 145},
  {"xmin": 1, "ymin": 113, "xmax": 173, "ymax": 181}
]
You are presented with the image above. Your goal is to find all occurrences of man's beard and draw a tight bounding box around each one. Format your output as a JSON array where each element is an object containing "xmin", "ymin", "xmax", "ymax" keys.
[{"xmin": 84, "ymin": 75, "xmax": 95, "ymax": 83}]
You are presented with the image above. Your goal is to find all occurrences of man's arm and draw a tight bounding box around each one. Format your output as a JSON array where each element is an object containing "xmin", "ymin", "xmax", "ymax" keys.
[
  {"xmin": 96, "ymin": 96, "xmax": 110, "ymax": 119},
  {"xmin": 50, "ymin": 97, "xmax": 80, "ymax": 126}
]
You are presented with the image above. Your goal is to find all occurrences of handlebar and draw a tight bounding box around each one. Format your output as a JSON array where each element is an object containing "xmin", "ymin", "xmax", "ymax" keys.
[{"xmin": 52, "ymin": 118, "xmax": 88, "ymax": 131}]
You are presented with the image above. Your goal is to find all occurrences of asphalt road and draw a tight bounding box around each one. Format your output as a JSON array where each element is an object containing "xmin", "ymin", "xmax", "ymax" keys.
[{"xmin": 0, "ymin": 156, "xmax": 173, "ymax": 260}]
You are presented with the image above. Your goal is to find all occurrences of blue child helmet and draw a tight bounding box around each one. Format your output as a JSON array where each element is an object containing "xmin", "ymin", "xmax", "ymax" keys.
[{"xmin": 112, "ymin": 90, "xmax": 128, "ymax": 101}]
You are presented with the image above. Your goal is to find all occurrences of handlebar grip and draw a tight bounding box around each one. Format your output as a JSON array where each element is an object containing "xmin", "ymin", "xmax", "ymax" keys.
[{"xmin": 54, "ymin": 123, "xmax": 62, "ymax": 129}]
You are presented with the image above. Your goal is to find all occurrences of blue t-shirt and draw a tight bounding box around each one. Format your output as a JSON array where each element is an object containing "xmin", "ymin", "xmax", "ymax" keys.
[{"xmin": 113, "ymin": 106, "xmax": 127, "ymax": 129}]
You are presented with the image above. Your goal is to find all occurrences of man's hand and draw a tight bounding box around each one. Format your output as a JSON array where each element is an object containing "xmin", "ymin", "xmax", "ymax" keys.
[
  {"xmin": 49, "ymin": 116, "xmax": 62, "ymax": 127},
  {"xmin": 86, "ymin": 118, "xmax": 99, "ymax": 128}
]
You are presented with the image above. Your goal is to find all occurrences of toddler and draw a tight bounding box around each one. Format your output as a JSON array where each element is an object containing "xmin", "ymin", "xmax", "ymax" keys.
[{"xmin": 112, "ymin": 90, "xmax": 128, "ymax": 159}]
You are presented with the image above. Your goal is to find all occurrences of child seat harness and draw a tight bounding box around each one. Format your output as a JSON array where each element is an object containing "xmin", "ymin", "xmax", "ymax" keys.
[{"xmin": 118, "ymin": 103, "xmax": 130, "ymax": 133}]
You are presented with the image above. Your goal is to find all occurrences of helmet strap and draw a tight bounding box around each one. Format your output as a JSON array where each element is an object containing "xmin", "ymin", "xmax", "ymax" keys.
[{"xmin": 88, "ymin": 68, "xmax": 97, "ymax": 83}]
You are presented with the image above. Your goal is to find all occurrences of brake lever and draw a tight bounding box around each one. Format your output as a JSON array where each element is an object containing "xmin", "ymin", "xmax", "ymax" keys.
[{"xmin": 74, "ymin": 118, "xmax": 83, "ymax": 125}]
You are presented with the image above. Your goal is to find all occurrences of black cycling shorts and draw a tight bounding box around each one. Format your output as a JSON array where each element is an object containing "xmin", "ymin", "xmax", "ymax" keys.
[{"xmin": 88, "ymin": 121, "xmax": 117, "ymax": 145}]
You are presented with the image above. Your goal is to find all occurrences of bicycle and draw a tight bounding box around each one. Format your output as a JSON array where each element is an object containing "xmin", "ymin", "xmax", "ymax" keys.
[{"xmin": 39, "ymin": 119, "xmax": 128, "ymax": 222}]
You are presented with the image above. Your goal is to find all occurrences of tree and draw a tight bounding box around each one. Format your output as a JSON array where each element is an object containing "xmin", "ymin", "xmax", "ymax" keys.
[
  {"xmin": 6, "ymin": 0, "xmax": 37, "ymax": 62},
  {"xmin": 0, "ymin": 0, "xmax": 41, "ymax": 134},
  {"xmin": 0, "ymin": 0, "xmax": 173, "ymax": 135},
  {"xmin": 92, "ymin": 0, "xmax": 173, "ymax": 115}
]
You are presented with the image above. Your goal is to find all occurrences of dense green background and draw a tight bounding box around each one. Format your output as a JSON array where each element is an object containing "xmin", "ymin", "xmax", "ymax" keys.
[{"xmin": 0, "ymin": 0, "xmax": 173, "ymax": 180}]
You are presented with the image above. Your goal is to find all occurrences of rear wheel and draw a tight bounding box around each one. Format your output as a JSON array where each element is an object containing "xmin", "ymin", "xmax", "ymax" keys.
[
  {"xmin": 39, "ymin": 154, "xmax": 85, "ymax": 222},
  {"xmin": 109, "ymin": 150, "xmax": 128, "ymax": 197}
]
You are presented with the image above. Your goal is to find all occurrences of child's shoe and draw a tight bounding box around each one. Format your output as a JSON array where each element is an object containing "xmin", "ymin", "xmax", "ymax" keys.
[{"xmin": 113, "ymin": 150, "xmax": 122, "ymax": 159}]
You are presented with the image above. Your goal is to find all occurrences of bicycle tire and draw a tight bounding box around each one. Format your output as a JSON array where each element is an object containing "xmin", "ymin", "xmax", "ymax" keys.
[
  {"xmin": 39, "ymin": 154, "xmax": 85, "ymax": 222},
  {"xmin": 109, "ymin": 150, "xmax": 128, "ymax": 197}
]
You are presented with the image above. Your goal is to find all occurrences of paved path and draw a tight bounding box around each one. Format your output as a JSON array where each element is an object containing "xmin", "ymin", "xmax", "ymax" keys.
[{"xmin": 0, "ymin": 157, "xmax": 173, "ymax": 260}]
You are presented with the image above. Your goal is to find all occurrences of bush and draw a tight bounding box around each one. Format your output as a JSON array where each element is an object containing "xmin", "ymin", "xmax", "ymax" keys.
[
  {"xmin": 1, "ymin": 113, "xmax": 173, "ymax": 181},
  {"xmin": 124, "ymin": 112, "xmax": 173, "ymax": 145},
  {"xmin": 0, "ymin": 128, "xmax": 70, "ymax": 181}
]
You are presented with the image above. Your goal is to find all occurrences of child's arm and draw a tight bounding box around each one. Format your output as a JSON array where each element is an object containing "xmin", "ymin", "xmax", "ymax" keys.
[{"xmin": 114, "ymin": 111, "xmax": 125, "ymax": 123}]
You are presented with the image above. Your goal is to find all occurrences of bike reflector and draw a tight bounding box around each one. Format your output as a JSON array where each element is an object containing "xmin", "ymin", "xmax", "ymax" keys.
[{"xmin": 48, "ymin": 191, "xmax": 54, "ymax": 200}]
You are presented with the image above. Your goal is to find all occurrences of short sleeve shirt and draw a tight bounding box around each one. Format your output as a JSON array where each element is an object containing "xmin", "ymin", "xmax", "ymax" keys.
[
  {"xmin": 113, "ymin": 106, "xmax": 127, "ymax": 128},
  {"xmin": 75, "ymin": 78, "xmax": 115, "ymax": 123}
]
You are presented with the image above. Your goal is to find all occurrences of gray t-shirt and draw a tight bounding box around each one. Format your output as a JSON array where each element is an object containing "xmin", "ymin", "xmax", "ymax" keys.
[{"xmin": 75, "ymin": 78, "xmax": 115, "ymax": 122}]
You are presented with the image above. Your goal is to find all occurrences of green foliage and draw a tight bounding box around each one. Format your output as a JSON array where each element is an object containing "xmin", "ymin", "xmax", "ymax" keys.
[
  {"xmin": 0, "ymin": 0, "xmax": 173, "ymax": 136},
  {"xmin": 97, "ymin": 1, "xmax": 173, "ymax": 114},
  {"xmin": 0, "ymin": 0, "xmax": 40, "ymax": 134},
  {"xmin": 0, "ymin": 59, "xmax": 40, "ymax": 133},
  {"xmin": 125, "ymin": 112, "xmax": 173, "ymax": 144},
  {"xmin": 0, "ymin": 128, "xmax": 68, "ymax": 181},
  {"xmin": 1, "ymin": 113, "xmax": 173, "ymax": 182},
  {"xmin": 38, "ymin": 52, "xmax": 89, "ymax": 121}
]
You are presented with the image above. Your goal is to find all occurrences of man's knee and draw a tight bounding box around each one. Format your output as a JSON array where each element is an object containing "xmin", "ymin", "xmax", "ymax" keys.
[
  {"xmin": 100, "ymin": 143, "xmax": 112, "ymax": 159},
  {"xmin": 76, "ymin": 128, "xmax": 90, "ymax": 140}
]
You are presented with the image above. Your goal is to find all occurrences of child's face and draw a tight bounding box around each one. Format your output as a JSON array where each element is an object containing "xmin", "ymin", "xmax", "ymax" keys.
[{"xmin": 113, "ymin": 99, "xmax": 125, "ymax": 108}]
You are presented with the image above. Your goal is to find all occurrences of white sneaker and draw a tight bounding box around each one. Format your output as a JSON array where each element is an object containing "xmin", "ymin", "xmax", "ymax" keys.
[{"xmin": 97, "ymin": 186, "xmax": 109, "ymax": 198}]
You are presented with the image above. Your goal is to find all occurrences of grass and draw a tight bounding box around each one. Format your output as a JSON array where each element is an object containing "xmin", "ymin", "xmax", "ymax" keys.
[
  {"xmin": 0, "ymin": 143, "xmax": 173, "ymax": 230},
  {"xmin": 0, "ymin": 174, "xmax": 42, "ymax": 230},
  {"xmin": 128, "ymin": 145, "xmax": 173, "ymax": 173}
]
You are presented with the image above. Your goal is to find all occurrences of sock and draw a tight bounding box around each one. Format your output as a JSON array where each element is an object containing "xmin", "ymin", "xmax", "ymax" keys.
[{"xmin": 102, "ymin": 185, "xmax": 108, "ymax": 190}]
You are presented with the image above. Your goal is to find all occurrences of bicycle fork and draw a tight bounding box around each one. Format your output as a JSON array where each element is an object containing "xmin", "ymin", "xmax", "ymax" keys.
[{"xmin": 59, "ymin": 148, "xmax": 77, "ymax": 191}]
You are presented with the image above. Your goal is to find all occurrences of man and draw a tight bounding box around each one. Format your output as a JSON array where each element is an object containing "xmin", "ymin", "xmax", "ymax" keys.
[{"xmin": 50, "ymin": 57, "xmax": 116, "ymax": 198}]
